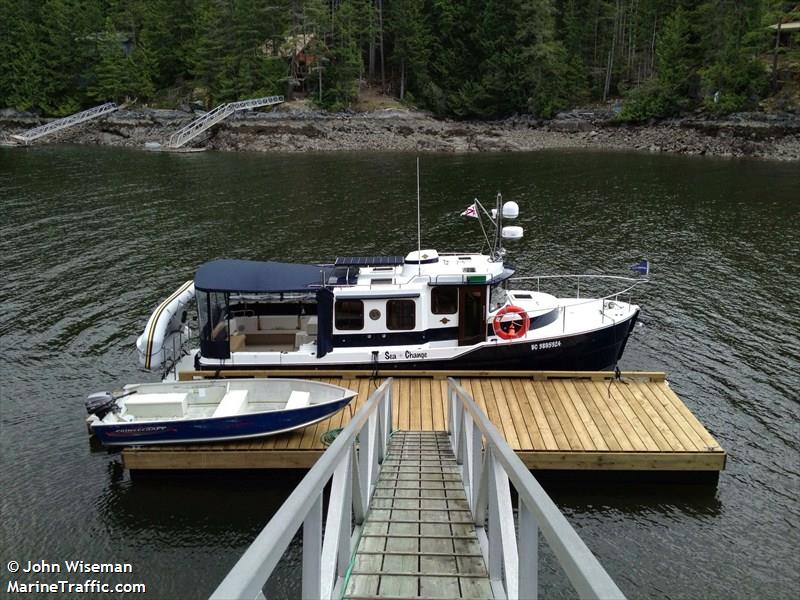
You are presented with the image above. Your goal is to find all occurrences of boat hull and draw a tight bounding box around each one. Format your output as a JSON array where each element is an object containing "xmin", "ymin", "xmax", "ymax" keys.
[
  {"xmin": 91, "ymin": 396, "xmax": 353, "ymax": 447},
  {"xmin": 195, "ymin": 311, "xmax": 639, "ymax": 373}
]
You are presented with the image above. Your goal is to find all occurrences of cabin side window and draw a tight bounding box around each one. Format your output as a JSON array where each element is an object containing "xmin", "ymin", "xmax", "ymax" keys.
[
  {"xmin": 431, "ymin": 286, "xmax": 458, "ymax": 314},
  {"xmin": 387, "ymin": 299, "xmax": 416, "ymax": 330},
  {"xmin": 335, "ymin": 299, "xmax": 364, "ymax": 330},
  {"xmin": 490, "ymin": 283, "xmax": 508, "ymax": 311}
]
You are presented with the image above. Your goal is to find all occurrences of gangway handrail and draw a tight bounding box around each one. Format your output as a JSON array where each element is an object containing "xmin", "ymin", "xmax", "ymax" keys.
[
  {"xmin": 10, "ymin": 102, "xmax": 118, "ymax": 144},
  {"xmin": 210, "ymin": 378, "xmax": 393, "ymax": 600},
  {"xmin": 447, "ymin": 377, "xmax": 626, "ymax": 600},
  {"xmin": 167, "ymin": 103, "xmax": 234, "ymax": 148},
  {"xmin": 167, "ymin": 95, "xmax": 284, "ymax": 148}
]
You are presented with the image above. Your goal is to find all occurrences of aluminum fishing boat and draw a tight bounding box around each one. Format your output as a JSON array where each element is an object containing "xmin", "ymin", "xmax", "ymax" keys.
[
  {"xmin": 137, "ymin": 195, "xmax": 647, "ymax": 377},
  {"xmin": 85, "ymin": 378, "xmax": 357, "ymax": 446}
]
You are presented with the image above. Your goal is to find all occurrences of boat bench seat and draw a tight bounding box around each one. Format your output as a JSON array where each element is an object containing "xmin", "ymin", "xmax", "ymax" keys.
[
  {"xmin": 285, "ymin": 391, "xmax": 310, "ymax": 410},
  {"xmin": 244, "ymin": 332, "xmax": 296, "ymax": 347},
  {"xmin": 294, "ymin": 333, "xmax": 316, "ymax": 348},
  {"xmin": 213, "ymin": 389, "xmax": 249, "ymax": 418},
  {"xmin": 125, "ymin": 392, "xmax": 187, "ymax": 418},
  {"xmin": 229, "ymin": 333, "xmax": 246, "ymax": 352},
  {"xmin": 306, "ymin": 317, "xmax": 318, "ymax": 335}
]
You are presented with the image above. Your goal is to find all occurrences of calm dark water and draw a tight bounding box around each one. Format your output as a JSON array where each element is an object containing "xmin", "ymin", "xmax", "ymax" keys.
[{"xmin": 1, "ymin": 146, "xmax": 798, "ymax": 599}]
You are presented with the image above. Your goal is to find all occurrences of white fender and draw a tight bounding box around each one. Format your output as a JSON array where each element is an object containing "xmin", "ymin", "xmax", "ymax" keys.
[{"xmin": 136, "ymin": 280, "xmax": 195, "ymax": 370}]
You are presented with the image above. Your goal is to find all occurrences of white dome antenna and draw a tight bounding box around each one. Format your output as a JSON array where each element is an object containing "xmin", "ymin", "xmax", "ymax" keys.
[
  {"xmin": 502, "ymin": 201, "xmax": 519, "ymax": 219},
  {"xmin": 502, "ymin": 226, "xmax": 523, "ymax": 241}
]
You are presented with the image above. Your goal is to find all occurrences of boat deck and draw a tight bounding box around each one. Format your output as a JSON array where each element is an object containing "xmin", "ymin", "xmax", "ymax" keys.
[{"xmin": 121, "ymin": 371, "xmax": 726, "ymax": 474}]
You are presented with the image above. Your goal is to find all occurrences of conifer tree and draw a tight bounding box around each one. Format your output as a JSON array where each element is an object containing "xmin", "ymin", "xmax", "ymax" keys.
[
  {"xmin": 388, "ymin": 0, "xmax": 431, "ymax": 102},
  {"xmin": 0, "ymin": 0, "xmax": 45, "ymax": 111}
]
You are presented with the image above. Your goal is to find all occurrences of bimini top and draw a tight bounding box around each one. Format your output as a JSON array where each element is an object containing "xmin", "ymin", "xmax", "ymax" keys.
[{"xmin": 195, "ymin": 259, "xmax": 330, "ymax": 293}]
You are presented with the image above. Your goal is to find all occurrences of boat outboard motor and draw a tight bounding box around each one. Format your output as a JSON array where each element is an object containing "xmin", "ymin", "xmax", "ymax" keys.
[{"xmin": 85, "ymin": 392, "xmax": 118, "ymax": 419}]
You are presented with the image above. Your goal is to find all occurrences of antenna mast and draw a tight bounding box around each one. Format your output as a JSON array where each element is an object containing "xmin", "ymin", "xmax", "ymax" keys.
[{"xmin": 416, "ymin": 156, "xmax": 421, "ymax": 275}]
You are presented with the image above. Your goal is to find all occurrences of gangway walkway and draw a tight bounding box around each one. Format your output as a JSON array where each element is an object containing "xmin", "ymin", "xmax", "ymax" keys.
[
  {"xmin": 167, "ymin": 95, "xmax": 283, "ymax": 148},
  {"xmin": 9, "ymin": 102, "xmax": 118, "ymax": 145},
  {"xmin": 210, "ymin": 377, "xmax": 625, "ymax": 600},
  {"xmin": 344, "ymin": 431, "xmax": 493, "ymax": 598}
]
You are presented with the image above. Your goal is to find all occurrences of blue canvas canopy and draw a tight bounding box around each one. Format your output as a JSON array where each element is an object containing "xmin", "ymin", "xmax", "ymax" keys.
[{"xmin": 195, "ymin": 259, "xmax": 330, "ymax": 293}]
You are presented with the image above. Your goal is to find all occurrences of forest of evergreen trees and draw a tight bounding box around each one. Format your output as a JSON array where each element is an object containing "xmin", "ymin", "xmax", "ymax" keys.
[{"xmin": 0, "ymin": 0, "xmax": 797, "ymax": 121}]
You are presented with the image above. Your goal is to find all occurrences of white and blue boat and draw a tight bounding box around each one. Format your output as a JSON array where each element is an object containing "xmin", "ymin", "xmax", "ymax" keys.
[
  {"xmin": 137, "ymin": 194, "xmax": 648, "ymax": 377},
  {"xmin": 85, "ymin": 378, "xmax": 357, "ymax": 447}
]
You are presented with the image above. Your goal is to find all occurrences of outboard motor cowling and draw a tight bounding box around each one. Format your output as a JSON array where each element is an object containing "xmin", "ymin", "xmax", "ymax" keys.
[{"xmin": 85, "ymin": 392, "xmax": 117, "ymax": 420}]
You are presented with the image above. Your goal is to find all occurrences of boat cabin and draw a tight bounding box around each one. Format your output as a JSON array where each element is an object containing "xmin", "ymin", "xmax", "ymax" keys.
[{"xmin": 194, "ymin": 250, "xmax": 515, "ymax": 360}]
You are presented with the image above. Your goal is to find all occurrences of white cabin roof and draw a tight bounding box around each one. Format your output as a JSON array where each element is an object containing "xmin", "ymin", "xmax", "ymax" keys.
[{"xmin": 341, "ymin": 250, "xmax": 510, "ymax": 292}]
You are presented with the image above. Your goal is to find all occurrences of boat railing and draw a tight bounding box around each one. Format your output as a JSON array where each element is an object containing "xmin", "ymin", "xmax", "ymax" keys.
[
  {"xmin": 210, "ymin": 378, "xmax": 393, "ymax": 600},
  {"xmin": 510, "ymin": 274, "xmax": 648, "ymax": 329},
  {"xmin": 447, "ymin": 377, "xmax": 626, "ymax": 599},
  {"xmin": 509, "ymin": 274, "xmax": 650, "ymax": 300}
]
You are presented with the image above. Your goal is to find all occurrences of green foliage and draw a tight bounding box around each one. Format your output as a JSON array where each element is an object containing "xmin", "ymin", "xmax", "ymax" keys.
[
  {"xmin": 618, "ymin": 78, "xmax": 681, "ymax": 120},
  {"xmin": 388, "ymin": 0, "xmax": 431, "ymax": 100},
  {"xmin": 0, "ymin": 0, "xmax": 45, "ymax": 111},
  {"xmin": 0, "ymin": 0, "xmax": 786, "ymax": 119},
  {"xmin": 701, "ymin": 53, "xmax": 767, "ymax": 114},
  {"xmin": 90, "ymin": 18, "xmax": 156, "ymax": 103},
  {"xmin": 316, "ymin": 0, "xmax": 362, "ymax": 110},
  {"xmin": 517, "ymin": 0, "xmax": 586, "ymax": 118},
  {"xmin": 698, "ymin": 0, "xmax": 768, "ymax": 114},
  {"xmin": 619, "ymin": 7, "xmax": 693, "ymax": 120}
]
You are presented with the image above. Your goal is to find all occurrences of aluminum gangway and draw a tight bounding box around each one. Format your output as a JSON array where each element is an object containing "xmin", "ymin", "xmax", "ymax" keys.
[
  {"xmin": 167, "ymin": 95, "xmax": 284, "ymax": 149},
  {"xmin": 9, "ymin": 102, "xmax": 119, "ymax": 145},
  {"xmin": 210, "ymin": 378, "xmax": 625, "ymax": 600}
]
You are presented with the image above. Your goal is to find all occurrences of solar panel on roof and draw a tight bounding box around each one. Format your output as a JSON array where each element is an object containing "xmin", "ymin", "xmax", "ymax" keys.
[{"xmin": 335, "ymin": 256, "xmax": 404, "ymax": 267}]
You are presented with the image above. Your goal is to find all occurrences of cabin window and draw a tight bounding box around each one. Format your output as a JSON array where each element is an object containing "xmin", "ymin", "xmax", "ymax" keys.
[
  {"xmin": 490, "ymin": 284, "xmax": 508, "ymax": 311},
  {"xmin": 431, "ymin": 287, "xmax": 458, "ymax": 314},
  {"xmin": 335, "ymin": 299, "xmax": 364, "ymax": 330},
  {"xmin": 387, "ymin": 299, "xmax": 416, "ymax": 330}
]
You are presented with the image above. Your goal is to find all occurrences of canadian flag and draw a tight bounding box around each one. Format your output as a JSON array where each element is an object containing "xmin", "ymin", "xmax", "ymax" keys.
[{"xmin": 460, "ymin": 203, "xmax": 478, "ymax": 218}]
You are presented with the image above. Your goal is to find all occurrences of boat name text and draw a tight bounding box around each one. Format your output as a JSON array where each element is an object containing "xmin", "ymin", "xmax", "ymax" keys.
[{"xmin": 384, "ymin": 350, "xmax": 429, "ymax": 360}]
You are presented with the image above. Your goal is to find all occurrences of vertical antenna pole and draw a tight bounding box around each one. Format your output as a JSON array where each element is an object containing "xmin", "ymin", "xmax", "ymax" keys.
[{"xmin": 416, "ymin": 156, "xmax": 422, "ymax": 276}]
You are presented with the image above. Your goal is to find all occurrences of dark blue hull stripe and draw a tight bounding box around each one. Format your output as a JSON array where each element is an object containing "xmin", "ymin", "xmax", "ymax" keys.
[{"xmin": 92, "ymin": 398, "xmax": 352, "ymax": 446}]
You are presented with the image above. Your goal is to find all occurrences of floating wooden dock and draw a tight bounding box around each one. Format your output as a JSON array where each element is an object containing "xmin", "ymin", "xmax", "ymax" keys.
[{"xmin": 121, "ymin": 371, "xmax": 725, "ymax": 474}]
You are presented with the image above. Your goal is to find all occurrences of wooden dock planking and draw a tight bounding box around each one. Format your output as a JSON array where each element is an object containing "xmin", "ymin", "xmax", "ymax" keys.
[{"xmin": 122, "ymin": 371, "xmax": 726, "ymax": 472}]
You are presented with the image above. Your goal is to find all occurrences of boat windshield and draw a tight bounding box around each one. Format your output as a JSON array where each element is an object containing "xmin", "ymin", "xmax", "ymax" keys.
[{"xmin": 489, "ymin": 283, "xmax": 508, "ymax": 312}]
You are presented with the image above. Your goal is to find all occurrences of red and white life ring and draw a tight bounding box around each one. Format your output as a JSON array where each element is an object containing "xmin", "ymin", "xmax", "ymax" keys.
[{"xmin": 492, "ymin": 305, "xmax": 530, "ymax": 340}]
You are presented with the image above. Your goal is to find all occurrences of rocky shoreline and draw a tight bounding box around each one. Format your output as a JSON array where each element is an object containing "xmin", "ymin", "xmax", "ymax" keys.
[{"xmin": 2, "ymin": 105, "xmax": 799, "ymax": 161}]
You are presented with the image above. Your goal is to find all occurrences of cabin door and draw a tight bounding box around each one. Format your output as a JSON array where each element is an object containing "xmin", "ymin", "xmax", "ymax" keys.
[{"xmin": 458, "ymin": 286, "xmax": 487, "ymax": 346}]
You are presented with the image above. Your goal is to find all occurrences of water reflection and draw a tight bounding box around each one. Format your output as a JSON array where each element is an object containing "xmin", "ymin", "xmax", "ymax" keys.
[{"xmin": 2, "ymin": 147, "xmax": 798, "ymax": 599}]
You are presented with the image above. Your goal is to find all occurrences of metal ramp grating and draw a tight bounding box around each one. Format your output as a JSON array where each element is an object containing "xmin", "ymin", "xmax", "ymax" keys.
[
  {"xmin": 167, "ymin": 95, "xmax": 284, "ymax": 148},
  {"xmin": 10, "ymin": 102, "xmax": 118, "ymax": 144},
  {"xmin": 344, "ymin": 431, "xmax": 493, "ymax": 599}
]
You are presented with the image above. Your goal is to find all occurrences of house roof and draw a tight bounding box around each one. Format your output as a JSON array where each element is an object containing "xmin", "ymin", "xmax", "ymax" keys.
[{"xmin": 280, "ymin": 33, "xmax": 316, "ymax": 57}]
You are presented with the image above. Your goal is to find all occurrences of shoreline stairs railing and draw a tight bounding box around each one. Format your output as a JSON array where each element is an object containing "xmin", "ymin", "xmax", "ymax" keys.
[
  {"xmin": 211, "ymin": 377, "xmax": 625, "ymax": 600},
  {"xmin": 9, "ymin": 102, "xmax": 119, "ymax": 145},
  {"xmin": 167, "ymin": 95, "xmax": 284, "ymax": 149}
]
